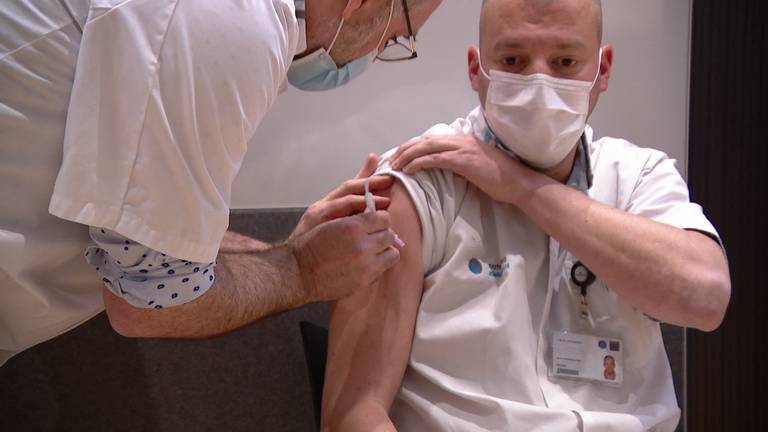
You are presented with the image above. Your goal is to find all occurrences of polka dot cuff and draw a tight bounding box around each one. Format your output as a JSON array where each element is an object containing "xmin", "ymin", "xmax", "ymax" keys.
[{"xmin": 86, "ymin": 227, "xmax": 216, "ymax": 309}]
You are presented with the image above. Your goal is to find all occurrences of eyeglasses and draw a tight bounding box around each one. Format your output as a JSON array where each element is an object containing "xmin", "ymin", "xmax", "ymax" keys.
[{"xmin": 376, "ymin": 0, "xmax": 418, "ymax": 62}]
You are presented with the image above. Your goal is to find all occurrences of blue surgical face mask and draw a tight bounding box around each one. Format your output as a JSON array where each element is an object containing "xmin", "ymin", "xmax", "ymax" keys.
[
  {"xmin": 287, "ymin": 0, "xmax": 394, "ymax": 91},
  {"xmin": 287, "ymin": 47, "xmax": 375, "ymax": 91}
]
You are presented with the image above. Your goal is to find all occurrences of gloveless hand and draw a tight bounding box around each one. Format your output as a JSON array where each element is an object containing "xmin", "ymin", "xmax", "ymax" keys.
[
  {"xmin": 287, "ymin": 154, "xmax": 401, "ymax": 302},
  {"xmin": 389, "ymin": 134, "xmax": 534, "ymax": 206},
  {"xmin": 289, "ymin": 154, "xmax": 394, "ymax": 241}
]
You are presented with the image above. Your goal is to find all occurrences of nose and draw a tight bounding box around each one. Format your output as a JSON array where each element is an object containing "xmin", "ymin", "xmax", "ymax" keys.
[{"xmin": 524, "ymin": 58, "xmax": 553, "ymax": 76}]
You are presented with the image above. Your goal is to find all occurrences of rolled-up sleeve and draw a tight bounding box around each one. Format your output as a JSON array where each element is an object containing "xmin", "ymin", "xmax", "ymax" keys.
[
  {"xmin": 375, "ymin": 125, "xmax": 469, "ymax": 274},
  {"xmin": 626, "ymin": 152, "xmax": 722, "ymax": 246}
]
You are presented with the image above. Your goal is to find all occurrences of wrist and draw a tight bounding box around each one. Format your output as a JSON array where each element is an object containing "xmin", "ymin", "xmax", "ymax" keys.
[
  {"xmin": 503, "ymin": 163, "xmax": 538, "ymax": 207},
  {"xmin": 283, "ymin": 239, "xmax": 318, "ymax": 306}
]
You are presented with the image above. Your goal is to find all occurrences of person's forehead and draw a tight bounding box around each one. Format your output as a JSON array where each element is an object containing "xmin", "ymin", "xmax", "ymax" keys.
[{"xmin": 483, "ymin": 0, "xmax": 597, "ymax": 46}]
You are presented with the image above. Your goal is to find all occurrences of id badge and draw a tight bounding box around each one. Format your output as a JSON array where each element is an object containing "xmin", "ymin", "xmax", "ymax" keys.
[{"xmin": 551, "ymin": 331, "xmax": 623, "ymax": 385}]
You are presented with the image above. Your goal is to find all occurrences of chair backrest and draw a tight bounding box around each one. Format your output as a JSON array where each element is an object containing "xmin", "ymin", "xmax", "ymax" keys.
[{"xmin": 299, "ymin": 321, "xmax": 329, "ymax": 431}]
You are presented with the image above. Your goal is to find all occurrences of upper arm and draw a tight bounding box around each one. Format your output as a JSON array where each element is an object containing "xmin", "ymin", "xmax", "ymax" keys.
[
  {"xmin": 321, "ymin": 180, "xmax": 424, "ymax": 431},
  {"xmin": 621, "ymin": 151, "xmax": 730, "ymax": 327},
  {"xmin": 630, "ymin": 153, "xmax": 730, "ymax": 278},
  {"xmin": 627, "ymin": 152, "xmax": 722, "ymax": 244}
]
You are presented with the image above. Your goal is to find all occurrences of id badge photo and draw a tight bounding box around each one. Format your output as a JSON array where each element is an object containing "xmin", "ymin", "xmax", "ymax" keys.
[{"xmin": 551, "ymin": 331, "xmax": 624, "ymax": 385}]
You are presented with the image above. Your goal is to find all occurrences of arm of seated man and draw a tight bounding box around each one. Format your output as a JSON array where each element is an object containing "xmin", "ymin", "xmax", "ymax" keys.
[{"xmin": 321, "ymin": 180, "xmax": 423, "ymax": 432}]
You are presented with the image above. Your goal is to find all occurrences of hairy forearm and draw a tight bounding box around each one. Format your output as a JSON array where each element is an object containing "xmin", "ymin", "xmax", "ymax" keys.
[
  {"xmin": 516, "ymin": 178, "xmax": 730, "ymax": 331},
  {"xmin": 105, "ymin": 231, "xmax": 306, "ymax": 338}
]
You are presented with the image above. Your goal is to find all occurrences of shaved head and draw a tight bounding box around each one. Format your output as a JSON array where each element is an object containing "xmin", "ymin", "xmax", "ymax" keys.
[
  {"xmin": 469, "ymin": 0, "xmax": 613, "ymax": 124},
  {"xmin": 480, "ymin": 0, "xmax": 603, "ymax": 45}
]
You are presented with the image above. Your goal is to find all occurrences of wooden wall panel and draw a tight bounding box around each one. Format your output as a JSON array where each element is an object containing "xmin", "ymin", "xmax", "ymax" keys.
[{"xmin": 687, "ymin": 1, "xmax": 767, "ymax": 430}]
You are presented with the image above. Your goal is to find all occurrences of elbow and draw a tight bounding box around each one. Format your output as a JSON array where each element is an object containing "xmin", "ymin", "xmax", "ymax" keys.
[
  {"xmin": 102, "ymin": 288, "xmax": 183, "ymax": 339},
  {"xmin": 689, "ymin": 271, "xmax": 731, "ymax": 332},
  {"xmin": 105, "ymin": 309, "xmax": 155, "ymax": 339},
  {"xmin": 102, "ymin": 288, "xmax": 159, "ymax": 338},
  {"xmin": 111, "ymin": 326, "xmax": 145, "ymax": 339},
  {"xmin": 105, "ymin": 306, "xmax": 217, "ymax": 340},
  {"xmin": 103, "ymin": 298, "xmax": 169, "ymax": 339}
]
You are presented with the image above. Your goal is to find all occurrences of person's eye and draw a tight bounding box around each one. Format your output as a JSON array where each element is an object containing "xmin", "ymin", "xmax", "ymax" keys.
[
  {"xmin": 558, "ymin": 57, "xmax": 577, "ymax": 67},
  {"xmin": 503, "ymin": 56, "xmax": 519, "ymax": 66}
]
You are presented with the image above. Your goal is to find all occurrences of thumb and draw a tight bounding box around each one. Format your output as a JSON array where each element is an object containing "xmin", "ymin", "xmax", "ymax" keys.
[{"xmin": 354, "ymin": 153, "xmax": 379, "ymax": 179}]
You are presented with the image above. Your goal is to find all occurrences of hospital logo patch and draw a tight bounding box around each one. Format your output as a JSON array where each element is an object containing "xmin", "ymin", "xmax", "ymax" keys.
[
  {"xmin": 469, "ymin": 258, "xmax": 483, "ymax": 274},
  {"xmin": 468, "ymin": 257, "xmax": 509, "ymax": 279}
]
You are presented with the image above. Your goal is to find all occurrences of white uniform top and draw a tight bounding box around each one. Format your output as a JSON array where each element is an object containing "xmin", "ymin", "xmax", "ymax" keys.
[
  {"xmin": 379, "ymin": 107, "xmax": 720, "ymax": 432},
  {"xmin": 0, "ymin": 0, "xmax": 299, "ymax": 365}
]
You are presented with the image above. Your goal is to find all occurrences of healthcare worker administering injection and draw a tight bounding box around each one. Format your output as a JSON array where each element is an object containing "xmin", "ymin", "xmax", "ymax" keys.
[{"xmin": 0, "ymin": 0, "xmax": 441, "ymax": 365}]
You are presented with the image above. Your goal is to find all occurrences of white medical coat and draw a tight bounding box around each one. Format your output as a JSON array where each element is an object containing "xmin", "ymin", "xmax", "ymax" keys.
[
  {"xmin": 0, "ymin": 0, "xmax": 299, "ymax": 365},
  {"xmin": 379, "ymin": 107, "xmax": 720, "ymax": 431}
]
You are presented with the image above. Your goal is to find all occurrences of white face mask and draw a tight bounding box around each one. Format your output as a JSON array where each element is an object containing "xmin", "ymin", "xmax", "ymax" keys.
[{"xmin": 479, "ymin": 49, "xmax": 602, "ymax": 169}]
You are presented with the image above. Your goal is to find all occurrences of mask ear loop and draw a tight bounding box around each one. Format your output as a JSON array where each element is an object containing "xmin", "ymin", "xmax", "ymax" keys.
[
  {"xmin": 474, "ymin": 48, "xmax": 508, "ymax": 152},
  {"xmin": 372, "ymin": 0, "xmax": 396, "ymax": 63},
  {"xmin": 590, "ymin": 47, "xmax": 604, "ymax": 88},
  {"xmin": 329, "ymin": 0, "xmax": 395, "ymax": 61},
  {"xmin": 327, "ymin": 18, "xmax": 346, "ymax": 56},
  {"xmin": 475, "ymin": 48, "xmax": 491, "ymax": 80}
]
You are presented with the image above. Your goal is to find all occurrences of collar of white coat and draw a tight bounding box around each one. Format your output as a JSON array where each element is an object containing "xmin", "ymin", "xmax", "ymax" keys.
[
  {"xmin": 294, "ymin": 0, "xmax": 308, "ymax": 54},
  {"xmin": 468, "ymin": 106, "xmax": 595, "ymax": 192}
]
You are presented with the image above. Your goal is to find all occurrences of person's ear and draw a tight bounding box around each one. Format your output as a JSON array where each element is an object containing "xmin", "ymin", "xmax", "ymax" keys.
[
  {"xmin": 468, "ymin": 47, "xmax": 481, "ymax": 92},
  {"xmin": 598, "ymin": 44, "xmax": 614, "ymax": 93},
  {"xmin": 341, "ymin": 0, "xmax": 366, "ymax": 19}
]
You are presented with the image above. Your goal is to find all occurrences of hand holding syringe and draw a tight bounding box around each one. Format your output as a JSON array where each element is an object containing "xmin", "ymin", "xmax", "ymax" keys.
[{"xmin": 365, "ymin": 177, "xmax": 405, "ymax": 248}]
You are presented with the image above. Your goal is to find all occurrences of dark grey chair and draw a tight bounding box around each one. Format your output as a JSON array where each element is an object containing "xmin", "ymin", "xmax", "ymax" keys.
[{"xmin": 299, "ymin": 321, "xmax": 329, "ymax": 431}]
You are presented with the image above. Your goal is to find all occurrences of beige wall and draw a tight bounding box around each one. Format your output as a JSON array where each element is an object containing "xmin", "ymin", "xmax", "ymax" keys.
[{"xmin": 231, "ymin": 0, "xmax": 692, "ymax": 209}]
